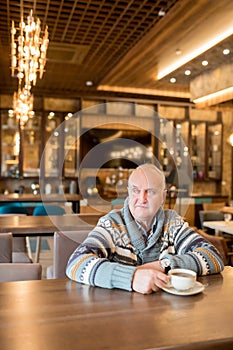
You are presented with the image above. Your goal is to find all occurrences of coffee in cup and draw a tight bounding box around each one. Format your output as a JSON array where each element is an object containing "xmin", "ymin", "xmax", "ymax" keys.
[{"xmin": 168, "ymin": 268, "xmax": 196, "ymax": 291}]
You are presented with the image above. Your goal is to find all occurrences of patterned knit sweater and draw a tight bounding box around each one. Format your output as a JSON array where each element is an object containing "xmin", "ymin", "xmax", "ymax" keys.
[{"xmin": 66, "ymin": 198, "xmax": 224, "ymax": 291}]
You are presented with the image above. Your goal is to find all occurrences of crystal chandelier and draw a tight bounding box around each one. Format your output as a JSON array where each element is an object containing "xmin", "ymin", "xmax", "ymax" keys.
[
  {"xmin": 11, "ymin": 9, "xmax": 49, "ymax": 87},
  {"xmin": 10, "ymin": 9, "xmax": 49, "ymax": 126},
  {"xmin": 13, "ymin": 86, "xmax": 34, "ymax": 127}
]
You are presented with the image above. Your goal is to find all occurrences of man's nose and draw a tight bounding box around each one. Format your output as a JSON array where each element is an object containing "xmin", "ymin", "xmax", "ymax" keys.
[{"xmin": 139, "ymin": 190, "xmax": 147, "ymax": 202}]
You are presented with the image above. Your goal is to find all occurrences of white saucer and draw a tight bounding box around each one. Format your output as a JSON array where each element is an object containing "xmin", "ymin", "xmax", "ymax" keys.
[{"xmin": 162, "ymin": 281, "xmax": 205, "ymax": 296}]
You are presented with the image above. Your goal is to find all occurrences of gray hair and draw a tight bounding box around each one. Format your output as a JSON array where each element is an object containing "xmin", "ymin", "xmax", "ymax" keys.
[{"xmin": 129, "ymin": 163, "xmax": 166, "ymax": 189}]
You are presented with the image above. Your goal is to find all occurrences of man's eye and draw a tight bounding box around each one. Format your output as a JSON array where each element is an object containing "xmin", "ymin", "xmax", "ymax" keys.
[
  {"xmin": 147, "ymin": 189, "xmax": 156, "ymax": 195},
  {"xmin": 132, "ymin": 188, "xmax": 140, "ymax": 194}
]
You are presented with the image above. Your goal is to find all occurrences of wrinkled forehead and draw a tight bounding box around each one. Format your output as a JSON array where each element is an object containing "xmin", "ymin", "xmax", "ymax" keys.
[{"xmin": 128, "ymin": 166, "xmax": 165, "ymax": 189}]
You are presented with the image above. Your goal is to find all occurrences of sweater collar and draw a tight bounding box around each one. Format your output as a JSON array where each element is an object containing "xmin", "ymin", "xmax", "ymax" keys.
[{"xmin": 123, "ymin": 197, "xmax": 165, "ymax": 251}]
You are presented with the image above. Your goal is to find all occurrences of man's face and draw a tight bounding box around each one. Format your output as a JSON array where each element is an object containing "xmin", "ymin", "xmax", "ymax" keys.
[{"xmin": 128, "ymin": 168, "xmax": 166, "ymax": 224}]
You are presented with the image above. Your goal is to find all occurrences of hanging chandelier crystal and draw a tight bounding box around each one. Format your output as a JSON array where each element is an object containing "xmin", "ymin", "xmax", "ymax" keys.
[
  {"xmin": 11, "ymin": 9, "xmax": 49, "ymax": 87},
  {"xmin": 10, "ymin": 9, "xmax": 49, "ymax": 126},
  {"xmin": 13, "ymin": 86, "xmax": 35, "ymax": 127}
]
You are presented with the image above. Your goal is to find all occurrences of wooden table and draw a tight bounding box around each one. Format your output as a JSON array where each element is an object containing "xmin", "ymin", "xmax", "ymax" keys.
[
  {"xmin": 0, "ymin": 267, "xmax": 232, "ymax": 350},
  {"xmin": 0, "ymin": 193, "xmax": 82, "ymax": 213},
  {"xmin": 0, "ymin": 213, "xmax": 100, "ymax": 235},
  {"xmin": 204, "ymin": 220, "xmax": 233, "ymax": 236},
  {"xmin": 0, "ymin": 214, "xmax": 100, "ymax": 262}
]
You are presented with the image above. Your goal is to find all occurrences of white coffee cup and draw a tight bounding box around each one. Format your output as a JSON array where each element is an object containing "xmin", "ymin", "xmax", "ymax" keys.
[{"xmin": 168, "ymin": 268, "xmax": 197, "ymax": 291}]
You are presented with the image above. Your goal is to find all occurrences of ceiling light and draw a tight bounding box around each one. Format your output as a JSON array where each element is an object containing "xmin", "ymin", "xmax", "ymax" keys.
[
  {"xmin": 86, "ymin": 80, "xmax": 93, "ymax": 86},
  {"xmin": 10, "ymin": 9, "xmax": 49, "ymax": 127},
  {"xmin": 193, "ymin": 86, "xmax": 233, "ymax": 105},
  {"xmin": 223, "ymin": 49, "xmax": 230, "ymax": 55},
  {"xmin": 13, "ymin": 86, "xmax": 34, "ymax": 127},
  {"xmin": 158, "ymin": 9, "xmax": 166, "ymax": 17},
  {"xmin": 202, "ymin": 60, "xmax": 208, "ymax": 66},
  {"xmin": 48, "ymin": 112, "xmax": 55, "ymax": 119},
  {"xmin": 228, "ymin": 133, "xmax": 233, "ymax": 147},
  {"xmin": 185, "ymin": 70, "xmax": 191, "ymax": 76},
  {"xmin": 170, "ymin": 77, "xmax": 176, "ymax": 83},
  {"xmin": 176, "ymin": 49, "xmax": 182, "ymax": 55},
  {"xmin": 11, "ymin": 9, "xmax": 49, "ymax": 88}
]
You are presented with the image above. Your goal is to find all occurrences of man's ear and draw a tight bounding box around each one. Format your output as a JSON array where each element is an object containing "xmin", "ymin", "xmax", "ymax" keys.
[{"xmin": 162, "ymin": 190, "xmax": 167, "ymax": 204}]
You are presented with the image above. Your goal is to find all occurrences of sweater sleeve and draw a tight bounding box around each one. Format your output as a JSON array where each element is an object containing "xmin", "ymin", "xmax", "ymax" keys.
[
  {"xmin": 161, "ymin": 213, "xmax": 224, "ymax": 275},
  {"xmin": 65, "ymin": 226, "xmax": 136, "ymax": 291}
]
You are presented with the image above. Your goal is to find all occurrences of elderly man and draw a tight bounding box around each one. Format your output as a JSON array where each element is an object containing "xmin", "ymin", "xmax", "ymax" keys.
[{"xmin": 66, "ymin": 163, "xmax": 224, "ymax": 294}]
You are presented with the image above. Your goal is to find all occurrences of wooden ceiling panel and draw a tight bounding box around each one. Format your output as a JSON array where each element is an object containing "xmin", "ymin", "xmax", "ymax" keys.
[{"xmin": 0, "ymin": 0, "xmax": 232, "ymax": 106}]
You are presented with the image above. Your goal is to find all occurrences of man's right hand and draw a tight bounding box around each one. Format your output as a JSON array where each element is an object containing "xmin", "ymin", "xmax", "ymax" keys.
[{"xmin": 132, "ymin": 267, "xmax": 169, "ymax": 294}]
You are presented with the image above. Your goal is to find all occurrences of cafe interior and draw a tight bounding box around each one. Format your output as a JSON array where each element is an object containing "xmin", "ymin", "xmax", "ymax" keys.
[{"xmin": 0, "ymin": 1, "xmax": 233, "ymax": 349}]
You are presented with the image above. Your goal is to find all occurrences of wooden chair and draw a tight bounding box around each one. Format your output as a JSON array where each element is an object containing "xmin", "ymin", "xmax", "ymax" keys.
[
  {"xmin": 202, "ymin": 202, "xmax": 226, "ymax": 211},
  {"xmin": 199, "ymin": 210, "xmax": 225, "ymax": 235},
  {"xmin": 0, "ymin": 233, "xmax": 42, "ymax": 282},
  {"xmin": 0, "ymin": 230, "xmax": 32, "ymax": 263},
  {"xmin": 197, "ymin": 229, "xmax": 233, "ymax": 266}
]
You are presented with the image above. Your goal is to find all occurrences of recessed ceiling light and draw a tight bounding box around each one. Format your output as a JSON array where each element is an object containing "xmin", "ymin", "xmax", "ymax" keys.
[
  {"xmin": 202, "ymin": 60, "xmax": 208, "ymax": 66},
  {"xmin": 176, "ymin": 48, "xmax": 182, "ymax": 55},
  {"xmin": 170, "ymin": 77, "xmax": 176, "ymax": 83},
  {"xmin": 223, "ymin": 48, "xmax": 230, "ymax": 55},
  {"xmin": 185, "ymin": 70, "xmax": 191, "ymax": 76},
  {"xmin": 86, "ymin": 80, "xmax": 93, "ymax": 86},
  {"xmin": 158, "ymin": 9, "xmax": 166, "ymax": 16}
]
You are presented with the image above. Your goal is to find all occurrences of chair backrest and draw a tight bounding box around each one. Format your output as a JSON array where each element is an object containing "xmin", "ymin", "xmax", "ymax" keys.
[
  {"xmin": 0, "ymin": 232, "xmax": 13, "ymax": 263},
  {"xmin": 0, "ymin": 231, "xmax": 31, "ymax": 264},
  {"xmin": 197, "ymin": 229, "xmax": 229, "ymax": 265},
  {"xmin": 52, "ymin": 229, "xmax": 90, "ymax": 278},
  {"xmin": 199, "ymin": 210, "xmax": 224, "ymax": 234},
  {"xmin": 0, "ymin": 204, "xmax": 28, "ymax": 215},
  {"xmin": 202, "ymin": 202, "xmax": 226, "ymax": 211},
  {"xmin": 0, "ymin": 263, "xmax": 42, "ymax": 282},
  {"xmin": 33, "ymin": 205, "xmax": 65, "ymax": 216},
  {"xmin": 0, "ymin": 215, "xmax": 28, "ymax": 254}
]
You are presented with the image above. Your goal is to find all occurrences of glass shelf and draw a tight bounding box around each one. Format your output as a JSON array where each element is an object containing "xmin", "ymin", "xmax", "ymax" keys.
[
  {"xmin": 1, "ymin": 110, "xmax": 19, "ymax": 178},
  {"xmin": 207, "ymin": 123, "xmax": 222, "ymax": 180},
  {"xmin": 190, "ymin": 122, "xmax": 206, "ymax": 180},
  {"xmin": 22, "ymin": 112, "xmax": 42, "ymax": 177}
]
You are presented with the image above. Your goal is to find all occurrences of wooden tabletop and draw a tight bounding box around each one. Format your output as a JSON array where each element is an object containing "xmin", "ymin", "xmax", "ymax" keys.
[
  {"xmin": 0, "ymin": 267, "xmax": 232, "ymax": 350},
  {"xmin": 0, "ymin": 214, "xmax": 100, "ymax": 235},
  {"xmin": 0, "ymin": 193, "xmax": 82, "ymax": 202}
]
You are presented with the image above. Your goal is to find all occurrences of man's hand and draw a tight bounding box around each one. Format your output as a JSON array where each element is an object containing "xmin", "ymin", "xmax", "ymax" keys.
[{"xmin": 132, "ymin": 263, "xmax": 169, "ymax": 294}]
